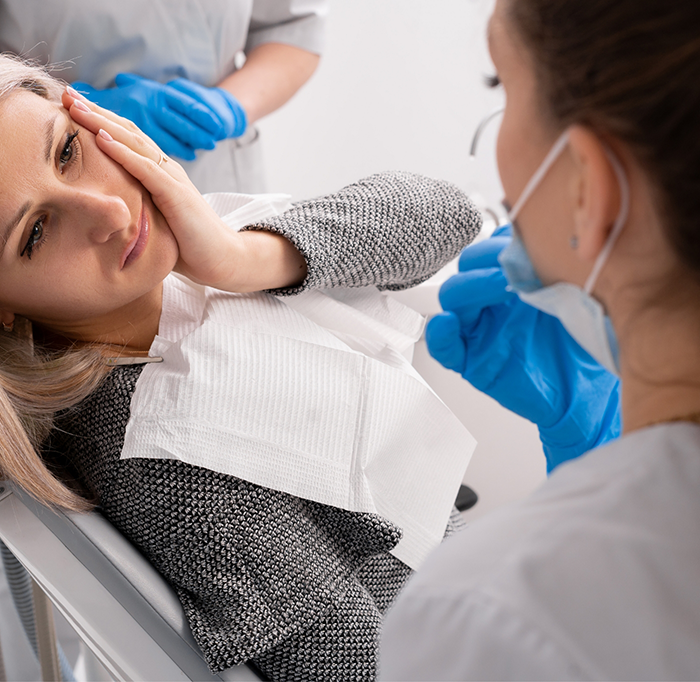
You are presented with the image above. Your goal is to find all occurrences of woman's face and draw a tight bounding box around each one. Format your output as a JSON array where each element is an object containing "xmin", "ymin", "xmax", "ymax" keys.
[
  {"xmin": 489, "ymin": 0, "xmax": 591, "ymax": 287},
  {"xmin": 0, "ymin": 89, "xmax": 179, "ymax": 338}
]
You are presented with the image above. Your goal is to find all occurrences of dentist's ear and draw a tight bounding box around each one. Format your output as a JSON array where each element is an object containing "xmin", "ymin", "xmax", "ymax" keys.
[{"xmin": 567, "ymin": 126, "xmax": 622, "ymax": 262}]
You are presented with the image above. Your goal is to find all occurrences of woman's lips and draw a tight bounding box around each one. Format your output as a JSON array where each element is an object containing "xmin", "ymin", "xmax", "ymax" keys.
[{"xmin": 121, "ymin": 205, "xmax": 150, "ymax": 269}]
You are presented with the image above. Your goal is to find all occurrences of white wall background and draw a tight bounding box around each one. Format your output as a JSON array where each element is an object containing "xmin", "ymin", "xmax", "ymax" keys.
[
  {"xmin": 259, "ymin": 0, "xmax": 505, "ymax": 212},
  {"xmin": 257, "ymin": 0, "xmax": 546, "ymax": 522}
]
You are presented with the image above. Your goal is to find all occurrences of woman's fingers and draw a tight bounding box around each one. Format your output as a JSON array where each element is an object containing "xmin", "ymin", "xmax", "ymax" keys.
[
  {"xmin": 93, "ymin": 127, "xmax": 236, "ymax": 283},
  {"xmin": 62, "ymin": 87, "xmax": 163, "ymax": 160},
  {"xmin": 64, "ymin": 85, "xmax": 247, "ymax": 290},
  {"xmin": 63, "ymin": 87, "xmax": 145, "ymax": 137},
  {"xmin": 142, "ymin": 122, "xmax": 198, "ymax": 161},
  {"xmin": 93, "ymin": 128, "xmax": 178, "ymax": 199}
]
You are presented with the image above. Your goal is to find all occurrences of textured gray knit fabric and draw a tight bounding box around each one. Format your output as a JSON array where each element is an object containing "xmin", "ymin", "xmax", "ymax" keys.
[
  {"xmin": 47, "ymin": 172, "xmax": 480, "ymax": 681},
  {"xmin": 49, "ymin": 366, "xmax": 415, "ymax": 680},
  {"xmin": 244, "ymin": 170, "xmax": 482, "ymax": 295}
]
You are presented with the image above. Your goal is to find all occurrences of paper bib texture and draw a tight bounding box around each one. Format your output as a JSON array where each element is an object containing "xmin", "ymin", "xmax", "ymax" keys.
[{"xmin": 121, "ymin": 193, "xmax": 476, "ymax": 569}]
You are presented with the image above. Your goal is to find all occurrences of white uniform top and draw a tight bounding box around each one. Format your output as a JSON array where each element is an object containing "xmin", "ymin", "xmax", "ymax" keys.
[
  {"xmin": 0, "ymin": 0, "xmax": 328, "ymax": 193},
  {"xmin": 380, "ymin": 422, "xmax": 700, "ymax": 681}
]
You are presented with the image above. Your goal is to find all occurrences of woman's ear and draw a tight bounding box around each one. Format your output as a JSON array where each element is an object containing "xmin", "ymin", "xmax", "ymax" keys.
[
  {"xmin": 0, "ymin": 311, "xmax": 16, "ymax": 333},
  {"xmin": 567, "ymin": 125, "xmax": 621, "ymax": 262}
]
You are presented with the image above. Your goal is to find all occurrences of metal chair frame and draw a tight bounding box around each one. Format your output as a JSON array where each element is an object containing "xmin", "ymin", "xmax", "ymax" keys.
[{"xmin": 0, "ymin": 482, "xmax": 261, "ymax": 682}]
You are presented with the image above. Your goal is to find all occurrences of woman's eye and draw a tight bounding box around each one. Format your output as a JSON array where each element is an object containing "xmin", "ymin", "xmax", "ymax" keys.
[
  {"xmin": 20, "ymin": 218, "xmax": 44, "ymax": 260},
  {"xmin": 59, "ymin": 130, "xmax": 80, "ymax": 172},
  {"xmin": 484, "ymin": 74, "xmax": 501, "ymax": 89}
]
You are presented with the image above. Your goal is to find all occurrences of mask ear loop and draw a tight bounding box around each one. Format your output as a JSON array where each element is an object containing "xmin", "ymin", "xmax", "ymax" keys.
[
  {"xmin": 508, "ymin": 130, "xmax": 570, "ymax": 221},
  {"xmin": 582, "ymin": 148, "xmax": 631, "ymax": 295}
]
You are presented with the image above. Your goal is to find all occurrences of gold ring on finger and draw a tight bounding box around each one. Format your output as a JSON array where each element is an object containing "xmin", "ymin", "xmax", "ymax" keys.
[{"xmin": 157, "ymin": 151, "xmax": 169, "ymax": 166}]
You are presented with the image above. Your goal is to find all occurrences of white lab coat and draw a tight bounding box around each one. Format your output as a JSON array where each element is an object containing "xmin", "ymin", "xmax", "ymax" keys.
[
  {"xmin": 380, "ymin": 422, "xmax": 700, "ymax": 680},
  {"xmin": 0, "ymin": 0, "xmax": 327, "ymax": 193}
]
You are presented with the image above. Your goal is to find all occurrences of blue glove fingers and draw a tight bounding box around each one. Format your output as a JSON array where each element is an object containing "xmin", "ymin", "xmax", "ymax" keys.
[
  {"xmin": 426, "ymin": 312, "xmax": 467, "ymax": 373},
  {"xmin": 595, "ymin": 378, "xmax": 622, "ymax": 446},
  {"xmin": 71, "ymin": 82, "xmax": 122, "ymax": 112},
  {"xmin": 449, "ymin": 296, "xmax": 575, "ymax": 428},
  {"xmin": 169, "ymin": 79, "xmax": 247, "ymax": 138},
  {"xmin": 212, "ymin": 87, "xmax": 247, "ymax": 137},
  {"xmin": 167, "ymin": 78, "xmax": 214, "ymax": 102},
  {"xmin": 492, "ymin": 223, "xmax": 513, "ymax": 238},
  {"xmin": 458, "ymin": 236, "xmax": 511, "ymax": 271},
  {"xmin": 167, "ymin": 79, "xmax": 228, "ymax": 126},
  {"xmin": 432, "ymin": 277, "xmax": 578, "ymax": 440},
  {"xmin": 442, "ymin": 215, "xmax": 624, "ymax": 477},
  {"xmin": 439, "ymin": 268, "xmax": 515, "ymax": 325},
  {"xmin": 163, "ymin": 87, "xmax": 224, "ymax": 136},
  {"xmin": 70, "ymin": 81, "xmax": 99, "ymax": 99},
  {"xmin": 144, "ymin": 125, "xmax": 197, "ymax": 161},
  {"xmin": 115, "ymin": 74, "xmax": 221, "ymax": 136},
  {"xmin": 540, "ymin": 372, "xmax": 621, "ymax": 472},
  {"xmin": 113, "ymin": 72, "xmax": 144, "ymax": 88},
  {"xmin": 106, "ymin": 74, "xmax": 203, "ymax": 158},
  {"xmin": 152, "ymin": 105, "xmax": 217, "ymax": 150}
]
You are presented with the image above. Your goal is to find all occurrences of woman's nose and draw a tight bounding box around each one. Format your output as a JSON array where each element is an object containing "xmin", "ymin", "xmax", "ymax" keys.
[{"xmin": 71, "ymin": 188, "xmax": 132, "ymax": 243}]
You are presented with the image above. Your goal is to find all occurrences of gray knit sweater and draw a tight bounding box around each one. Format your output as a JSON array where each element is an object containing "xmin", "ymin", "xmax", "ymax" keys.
[{"xmin": 49, "ymin": 172, "xmax": 481, "ymax": 681}]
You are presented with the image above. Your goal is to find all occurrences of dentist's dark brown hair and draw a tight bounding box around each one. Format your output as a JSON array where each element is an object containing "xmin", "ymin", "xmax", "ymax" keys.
[{"xmin": 508, "ymin": 0, "xmax": 700, "ymax": 272}]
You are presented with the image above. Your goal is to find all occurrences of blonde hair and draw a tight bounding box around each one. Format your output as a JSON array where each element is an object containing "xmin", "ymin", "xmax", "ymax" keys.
[{"xmin": 0, "ymin": 55, "xmax": 109, "ymax": 512}]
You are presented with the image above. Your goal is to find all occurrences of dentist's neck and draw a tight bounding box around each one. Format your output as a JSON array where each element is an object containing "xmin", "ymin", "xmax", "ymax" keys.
[{"xmin": 614, "ymin": 272, "xmax": 700, "ymax": 433}]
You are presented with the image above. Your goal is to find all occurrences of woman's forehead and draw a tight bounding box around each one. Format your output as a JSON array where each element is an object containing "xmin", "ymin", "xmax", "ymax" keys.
[
  {"xmin": 1, "ymin": 89, "xmax": 56, "ymax": 139},
  {"xmin": 0, "ymin": 91, "xmax": 64, "ymax": 173},
  {"xmin": 0, "ymin": 92, "xmax": 64, "ymax": 224}
]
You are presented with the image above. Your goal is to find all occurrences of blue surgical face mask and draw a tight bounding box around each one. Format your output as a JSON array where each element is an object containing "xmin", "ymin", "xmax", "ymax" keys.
[{"xmin": 497, "ymin": 130, "xmax": 630, "ymax": 376}]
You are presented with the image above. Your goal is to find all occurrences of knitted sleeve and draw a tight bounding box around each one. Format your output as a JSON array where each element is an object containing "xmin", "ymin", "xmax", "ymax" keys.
[{"xmin": 243, "ymin": 170, "xmax": 482, "ymax": 295}]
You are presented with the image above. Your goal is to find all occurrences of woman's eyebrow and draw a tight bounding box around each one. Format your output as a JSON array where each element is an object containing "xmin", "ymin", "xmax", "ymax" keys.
[
  {"xmin": 0, "ymin": 114, "xmax": 58, "ymax": 259},
  {"xmin": 44, "ymin": 112, "xmax": 59, "ymax": 162},
  {"xmin": 0, "ymin": 200, "xmax": 31, "ymax": 259}
]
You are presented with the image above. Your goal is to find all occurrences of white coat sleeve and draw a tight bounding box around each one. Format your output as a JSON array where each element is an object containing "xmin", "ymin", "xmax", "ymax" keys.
[
  {"xmin": 379, "ymin": 588, "xmax": 592, "ymax": 681},
  {"xmin": 246, "ymin": 0, "xmax": 328, "ymax": 55}
]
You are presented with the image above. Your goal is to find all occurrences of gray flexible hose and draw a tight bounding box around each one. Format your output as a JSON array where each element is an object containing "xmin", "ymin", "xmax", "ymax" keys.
[{"xmin": 0, "ymin": 541, "xmax": 75, "ymax": 682}]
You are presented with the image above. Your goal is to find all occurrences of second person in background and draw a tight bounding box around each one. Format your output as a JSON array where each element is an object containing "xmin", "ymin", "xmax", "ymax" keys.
[{"xmin": 0, "ymin": 0, "xmax": 326, "ymax": 193}]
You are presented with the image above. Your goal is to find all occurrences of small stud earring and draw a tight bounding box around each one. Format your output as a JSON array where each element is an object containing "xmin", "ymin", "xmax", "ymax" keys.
[
  {"xmin": 2, "ymin": 321, "xmax": 14, "ymax": 333},
  {"xmin": 570, "ymin": 235, "xmax": 579, "ymax": 250}
]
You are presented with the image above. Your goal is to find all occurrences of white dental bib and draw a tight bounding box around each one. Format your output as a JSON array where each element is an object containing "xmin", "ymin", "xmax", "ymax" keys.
[{"xmin": 121, "ymin": 193, "xmax": 476, "ymax": 569}]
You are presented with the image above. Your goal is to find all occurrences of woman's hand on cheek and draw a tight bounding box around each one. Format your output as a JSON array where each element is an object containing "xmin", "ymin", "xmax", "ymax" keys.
[{"xmin": 62, "ymin": 87, "xmax": 306, "ymax": 292}]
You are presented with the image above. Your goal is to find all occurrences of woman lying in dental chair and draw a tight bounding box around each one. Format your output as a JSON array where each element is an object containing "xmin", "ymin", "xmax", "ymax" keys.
[{"xmin": 0, "ymin": 56, "xmax": 480, "ymax": 680}]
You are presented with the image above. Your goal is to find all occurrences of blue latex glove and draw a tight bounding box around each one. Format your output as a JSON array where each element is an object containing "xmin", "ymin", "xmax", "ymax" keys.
[
  {"xmin": 426, "ymin": 224, "xmax": 621, "ymax": 472},
  {"xmin": 167, "ymin": 79, "xmax": 247, "ymax": 141},
  {"xmin": 72, "ymin": 74, "xmax": 226, "ymax": 160}
]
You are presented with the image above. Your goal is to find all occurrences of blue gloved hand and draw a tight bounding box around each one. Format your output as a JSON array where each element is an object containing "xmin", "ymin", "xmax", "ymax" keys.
[
  {"xmin": 426, "ymin": 224, "xmax": 621, "ymax": 472},
  {"xmin": 167, "ymin": 79, "xmax": 247, "ymax": 141},
  {"xmin": 72, "ymin": 74, "xmax": 226, "ymax": 161}
]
